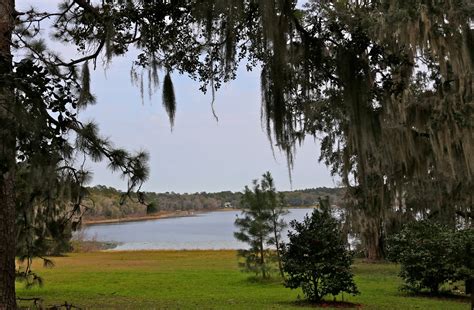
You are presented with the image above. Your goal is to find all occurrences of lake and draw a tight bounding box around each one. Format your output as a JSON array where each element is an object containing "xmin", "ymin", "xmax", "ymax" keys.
[{"xmin": 82, "ymin": 208, "xmax": 315, "ymax": 250}]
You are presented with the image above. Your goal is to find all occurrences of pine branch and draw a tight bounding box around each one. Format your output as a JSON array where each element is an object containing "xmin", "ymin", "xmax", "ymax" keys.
[
  {"xmin": 58, "ymin": 39, "xmax": 105, "ymax": 68},
  {"xmin": 73, "ymin": 0, "xmax": 101, "ymax": 18}
]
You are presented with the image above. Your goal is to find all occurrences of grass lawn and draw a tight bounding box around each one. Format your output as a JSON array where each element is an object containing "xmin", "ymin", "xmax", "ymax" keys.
[{"xmin": 17, "ymin": 250, "xmax": 469, "ymax": 309}]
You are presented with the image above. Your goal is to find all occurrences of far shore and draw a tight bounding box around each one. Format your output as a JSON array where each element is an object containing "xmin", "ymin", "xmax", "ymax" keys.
[
  {"xmin": 83, "ymin": 208, "xmax": 242, "ymax": 225},
  {"xmin": 82, "ymin": 209, "xmax": 216, "ymax": 226},
  {"xmin": 82, "ymin": 206, "xmax": 316, "ymax": 226}
]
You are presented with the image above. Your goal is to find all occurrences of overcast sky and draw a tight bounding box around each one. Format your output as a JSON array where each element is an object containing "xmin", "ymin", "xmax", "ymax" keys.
[
  {"xmin": 79, "ymin": 61, "xmax": 339, "ymax": 193},
  {"xmin": 17, "ymin": 1, "xmax": 338, "ymax": 193}
]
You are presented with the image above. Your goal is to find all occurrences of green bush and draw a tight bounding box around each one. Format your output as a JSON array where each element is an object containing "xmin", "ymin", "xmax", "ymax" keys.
[
  {"xmin": 281, "ymin": 198, "xmax": 359, "ymax": 302},
  {"xmin": 387, "ymin": 220, "xmax": 473, "ymax": 294}
]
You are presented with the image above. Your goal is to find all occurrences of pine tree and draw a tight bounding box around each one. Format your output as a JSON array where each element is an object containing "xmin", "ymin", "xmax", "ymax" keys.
[
  {"xmin": 261, "ymin": 172, "xmax": 288, "ymax": 278},
  {"xmin": 0, "ymin": 1, "xmax": 17, "ymax": 304},
  {"xmin": 234, "ymin": 172, "xmax": 287, "ymax": 278}
]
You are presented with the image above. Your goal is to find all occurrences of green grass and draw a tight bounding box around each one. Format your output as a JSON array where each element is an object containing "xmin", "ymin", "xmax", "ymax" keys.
[{"xmin": 17, "ymin": 250, "xmax": 469, "ymax": 309}]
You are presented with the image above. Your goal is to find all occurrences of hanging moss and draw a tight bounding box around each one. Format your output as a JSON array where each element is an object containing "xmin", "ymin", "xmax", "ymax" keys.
[{"xmin": 162, "ymin": 71, "xmax": 176, "ymax": 128}]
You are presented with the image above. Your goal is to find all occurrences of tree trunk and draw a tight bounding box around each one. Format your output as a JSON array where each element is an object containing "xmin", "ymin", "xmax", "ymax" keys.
[
  {"xmin": 364, "ymin": 223, "xmax": 384, "ymax": 261},
  {"xmin": 311, "ymin": 275, "xmax": 320, "ymax": 302},
  {"xmin": 0, "ymin": 0, "xmax": 17, "ymax": 308},
  {"xmin": 466, "ymin": 279, "xmax": 473, "ymax": 310},
  {"xmin": 272, "ymin": 219, "xmax": 284, "ymax": 278},
  {"xmin": 259, "ymin": 236, "xmax": 266, "ymax": 278},
  {"xmin": 0, "ymin": 175, "xmax": 15, "ymax": 310},
  {"xmin": 274, "ymin": 239, "xmax": 284, "ymax": 278}
]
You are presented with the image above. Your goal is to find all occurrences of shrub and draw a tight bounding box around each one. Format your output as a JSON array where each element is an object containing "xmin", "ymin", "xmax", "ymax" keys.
[
  {"xmin": 387, "ymin": 220, "xmax": 473, "ymax": 294},
  {"xmin": 281, "ymin": 198, "xmax": 359, "ymax": 302}
]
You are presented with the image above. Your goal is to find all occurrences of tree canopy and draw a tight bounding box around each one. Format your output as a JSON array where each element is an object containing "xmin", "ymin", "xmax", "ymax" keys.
[{"xmin": 0, "ymin": 0, "xmax": 472, "ymax": 307}]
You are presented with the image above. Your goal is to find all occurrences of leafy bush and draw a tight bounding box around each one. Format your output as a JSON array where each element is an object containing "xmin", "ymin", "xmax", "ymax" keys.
[
  {"xmin": 450, "ymin": 229, "xmax": 474, "ymax": 291},
  {"xmin": 387, "ymin": 220, "xmax": 474, "ymax": 294},
  {"xmin": 281, "ymin": 198, "xmax": 359, "ymax": 302}
]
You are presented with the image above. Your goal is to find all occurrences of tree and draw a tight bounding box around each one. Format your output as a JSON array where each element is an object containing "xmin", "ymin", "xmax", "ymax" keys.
[
  {"xmin": 234, "ymin": 172, "xmax": 287, "ymax": 278},
  {"xmin": 275, "ymin": 1, "xmax": 474, "ymax": 261},
  {"xmin": 1, "ymin": 0, "xmax": 472, "ymax": 307},
  {"xmin": 0, "ymin": 1, "xmax": 216, "ymax": 307},
  {"xmin": 261, "ymin": 172, "xmax": 288, "ymax": 278},
  {"xmin": 282, "ymin": 198, "xmax": 359, "ymax": 302},
  {"xmin": 1, "ymin": 1, "xmax": 18, "ymax": 305}
]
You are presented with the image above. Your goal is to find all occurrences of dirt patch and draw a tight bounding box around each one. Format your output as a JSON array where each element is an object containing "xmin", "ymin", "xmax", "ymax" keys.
[{"xmin": 284, "ymin": 300, "xmax": 362, "ymax": 308}]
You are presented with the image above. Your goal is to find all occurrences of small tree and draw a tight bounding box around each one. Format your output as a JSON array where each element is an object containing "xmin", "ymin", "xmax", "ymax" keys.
[
  {"xmin": 282, "ymin": 198, "xmax": 359, "ymax": 302},
  {"xmin": 234, "ymin": 172, "xmax": 287, "ymax": 278},
  {"xmin": 261, "ymin": 172, "xmax": 288, "ymax": 278}
]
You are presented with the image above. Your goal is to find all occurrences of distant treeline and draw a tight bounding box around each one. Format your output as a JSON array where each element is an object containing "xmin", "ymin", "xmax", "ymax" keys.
[{"xmin": 83, "ymin": 185, "xmax": 344, "ymax": 220}]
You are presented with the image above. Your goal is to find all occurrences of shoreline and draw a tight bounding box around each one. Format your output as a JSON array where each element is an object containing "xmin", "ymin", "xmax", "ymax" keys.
[
  {"xmin": 82, "ymin": 208, "xmax": 237, "ymax": 226},
  {"xmin": 82, "ymin": 206, "xmax": 316, "ymax": 226}
]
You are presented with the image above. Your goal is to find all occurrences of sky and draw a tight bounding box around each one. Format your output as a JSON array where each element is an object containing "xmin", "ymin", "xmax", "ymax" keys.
[
  {"xmin": 80, "ymin": 59, "xmax": 338, "ymax": 193},
  {"xmin": 16, "ymin": 1, "xmax": 338, "ymax": 193}
]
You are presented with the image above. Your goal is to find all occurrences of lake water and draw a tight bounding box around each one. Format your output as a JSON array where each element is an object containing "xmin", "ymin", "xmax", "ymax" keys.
[{"xmin": 82, "ymin": 208, "xmax": 315, "ymax": 250}]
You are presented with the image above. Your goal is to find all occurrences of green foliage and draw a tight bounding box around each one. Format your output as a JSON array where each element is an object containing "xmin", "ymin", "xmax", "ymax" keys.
[
  {"xmin": 146, "ymin": 202, "xmax": 159, "ymax": 215},
  {"xmin": 284, "ymin": 187, "xmax": 343, "ymax": 207},
  {"xmin": 234, "ymin": 172, "xmax": 287, "ymax": 278},
  {"xmin": 282, "ymin": 198, "xmax": 359, "ymax": 302},
  {"xmin": 451, "ymin": 229, "xmax": 474, "ymax": 285},
  {"xmin": 387, "ymin": 221, "xmax": 474, "ymax": 294},
  {"xmin": 4, "ymin": 37, "xmax": 150, "ymax": 284}
]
